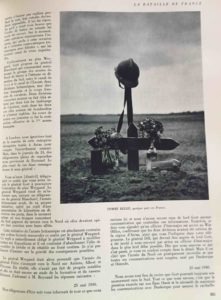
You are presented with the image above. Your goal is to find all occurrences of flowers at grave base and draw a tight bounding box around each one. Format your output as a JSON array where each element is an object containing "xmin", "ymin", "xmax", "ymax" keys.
[
  {"xmin": 138, "ymin": 118, "xmax": 163, "ymax": 171},
  {"xmin": 94, "ymin": 127, "xmax": 121, "ymax": 169},
  {"xmin": 138, "ymin": 118, "xmax": 164, "ymax": 142},
  {"xmin": 94, "ymin": 127, "xmax": 118, "ymax": 148}
]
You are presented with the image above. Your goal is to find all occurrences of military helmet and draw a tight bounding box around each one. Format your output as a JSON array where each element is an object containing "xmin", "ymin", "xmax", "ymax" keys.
[{"xmin": 115, "ymin": 58, "xmax": 140, "ymax": 88}]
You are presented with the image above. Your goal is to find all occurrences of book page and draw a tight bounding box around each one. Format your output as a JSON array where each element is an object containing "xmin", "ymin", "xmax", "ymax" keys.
[{"xmin": 0, "ymin": 0, "xmax": 221, "ymax": 299}]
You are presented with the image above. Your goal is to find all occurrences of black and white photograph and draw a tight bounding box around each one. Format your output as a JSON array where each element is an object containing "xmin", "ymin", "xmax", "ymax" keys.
[{"xmin": 60, "ymin": 11, "xmax": 208, "ymax": 203}]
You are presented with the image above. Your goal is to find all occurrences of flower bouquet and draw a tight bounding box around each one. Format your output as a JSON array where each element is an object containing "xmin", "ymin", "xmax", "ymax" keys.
[
  {"xmin": 138, "ymin": 118, "xmax": 164, "ymax": 141},
  {"xmin": 138, "ymin": 118, "xmax": 164, "ymax": 170},
  {"xmin": 93, "ymin": 126, "xmax": 120, "ymax": 169}
]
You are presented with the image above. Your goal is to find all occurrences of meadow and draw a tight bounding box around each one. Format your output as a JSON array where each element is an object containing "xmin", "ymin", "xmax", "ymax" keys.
[{"xmin": 60, "ymin": 112, "xmax": 209, "ymax": 203}]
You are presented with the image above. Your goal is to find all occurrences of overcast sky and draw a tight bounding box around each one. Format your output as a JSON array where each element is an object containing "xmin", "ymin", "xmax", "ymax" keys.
[{"xmin": 60, "ymin": 11, "xmax": 203, "ymax": 114}]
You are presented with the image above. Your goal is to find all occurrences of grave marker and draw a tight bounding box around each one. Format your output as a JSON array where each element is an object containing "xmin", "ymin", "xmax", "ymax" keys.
[{"xmin": 88, "ymin": 59, "xmax": 179, "ymax": 174}]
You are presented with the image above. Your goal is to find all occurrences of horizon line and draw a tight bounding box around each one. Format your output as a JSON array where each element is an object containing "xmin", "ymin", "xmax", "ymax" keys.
[{"xmin": 61, "ymin": 110, "xmax": 204, "ymax": 116}]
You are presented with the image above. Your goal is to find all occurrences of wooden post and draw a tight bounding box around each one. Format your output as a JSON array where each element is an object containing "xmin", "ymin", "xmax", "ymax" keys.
[
  {"xmin": 126, "ymin": 87, "xmax": 139, "ymax": 171},
  {"xmin": 91, "ymin": 149, "xmax": 103, "ymax": 175}
]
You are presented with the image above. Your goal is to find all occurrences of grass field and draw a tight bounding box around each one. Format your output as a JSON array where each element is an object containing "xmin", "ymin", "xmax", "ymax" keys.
[{"xmin": 60, "ymin": 112, "xmax": 209, "ymax": 203}]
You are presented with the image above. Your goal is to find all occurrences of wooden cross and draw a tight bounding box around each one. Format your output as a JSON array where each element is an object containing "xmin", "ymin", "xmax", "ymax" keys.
[
  {"xmin": 88, "ymin": 136, "xmax": 179, "ymax": 175},
  {"xmin": 89, "ymin": 60, "xmax": 180, "ymax": 174}
]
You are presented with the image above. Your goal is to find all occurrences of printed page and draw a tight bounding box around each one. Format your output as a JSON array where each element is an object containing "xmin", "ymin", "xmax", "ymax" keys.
[{"xmin": 0, "ymin": 0, "xmax": 221, "ymax": 299}]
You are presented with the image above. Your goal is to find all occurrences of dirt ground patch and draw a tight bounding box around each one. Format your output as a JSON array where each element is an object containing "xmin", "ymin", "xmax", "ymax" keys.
[{"xmin": 61, "ymin": 157, "xmax": 208, "ymax": 203}]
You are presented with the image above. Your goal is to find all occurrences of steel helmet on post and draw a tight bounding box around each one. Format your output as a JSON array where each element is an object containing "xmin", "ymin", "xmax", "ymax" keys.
[{"xmin": 115, "ymin": 58, "xmax": 140, "ymax": 88}]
